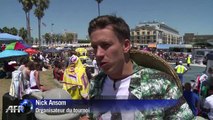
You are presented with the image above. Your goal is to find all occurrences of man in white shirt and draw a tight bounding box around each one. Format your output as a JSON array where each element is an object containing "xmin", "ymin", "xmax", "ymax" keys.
[
  {"xmin": 203, "ymin": 86, "xmax": 213, "ymax": 119},
  {"xmin": 92, "ymin": 58, "xmax": 99, "ymax": 75}
]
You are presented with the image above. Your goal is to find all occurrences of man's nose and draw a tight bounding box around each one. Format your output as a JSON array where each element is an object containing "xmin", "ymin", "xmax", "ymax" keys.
[{"xmin": 96, "ymin": 46, "xmax": 104, "ymax": 58}]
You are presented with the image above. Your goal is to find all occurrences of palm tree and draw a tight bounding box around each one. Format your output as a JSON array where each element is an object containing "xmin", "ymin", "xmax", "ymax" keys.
[
  {"xmin": 2, "ymin": 27, "xmax": 10, "ymax": 33},
  {"xmin": 33, "ymin": 0, "xmax": 50, "ymax": 49},
  {"xmin": 18, "ymin": 0, "xmax": 33, "ymax": 41},
  {"xmin": 95, "ymin": 0, "xmax": 103, "ymax": 16},
  {"xmin": 43, "ymin": 33, "xmax": 51, "ymax": 45},
  {"xmin": 19, "ymin": 27, "xmax": 28, "ymax": 43},
  {"xmin": 65, "ymin": 33, "xmax": 74, "ymax": 44},
  {"xmin": 10, "ymin": 27, "xmax": 18, "ymax": 35}
]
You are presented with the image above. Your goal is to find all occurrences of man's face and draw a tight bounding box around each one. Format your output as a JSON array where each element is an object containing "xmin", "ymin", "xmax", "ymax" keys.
[{"xmin": 90, "ymin": 26, "xmax": 127, "ymax": 76}]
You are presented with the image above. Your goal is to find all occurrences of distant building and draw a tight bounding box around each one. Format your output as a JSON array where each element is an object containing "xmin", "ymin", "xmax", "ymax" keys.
[
  {"xmin": 130, "ymin": 21, "xmax": 181, "ymax": 46},
  {"xmin": 183, "ymin": 33, "xmax": 213, "ymax": 44}
]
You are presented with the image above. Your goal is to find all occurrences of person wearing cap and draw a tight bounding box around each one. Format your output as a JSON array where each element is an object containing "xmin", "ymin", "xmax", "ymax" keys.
[
  {"xmin": 175, "ymin": 60, "xmax": 188, "ymax": 84},
  {"xmin": 86, "ymin": 15, "xmax": 195, "ymax": 120}
]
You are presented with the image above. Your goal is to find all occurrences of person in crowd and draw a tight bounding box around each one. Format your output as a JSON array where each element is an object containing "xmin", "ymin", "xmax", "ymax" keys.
[
  {"xmin": 175, "ymin": 60, "xmax": 188, "ymax": 84},
  {"xmin": 186, "ymin": 54, "xmax": 192, "ymax": 69},
  {"xmin": 27, "ymin": 61, "xmax": 47, "ymax": 91},
  {"xmin": 203, "ymin": 52, "xmax": 213, "ymax": 76},
  {"xmin": 18, "ymin": 57, "xmax": 29, "ymax": 71},
  {"xmin": 3, "ymin": 61, "xmax": 16, "ymax": 78},
  {"xmin": 86, "ymin": 15, "xmax": 194, "ymax": 119},
  {"xmin": 39, "ymin": 52, "xmax": 44, "ymax": 62},
  {"xmin": 200, "ymin": 66, "xmax": 213, "ymax": 99},
  {"xmin": 92, "ymin": 57, "xmax": 99, "ymax": 75},
  {"xmin": 62, "ymin": 55, "xmax": 89, "ymax": 100},
  {"xmin": 194, "ymin": 72, "xmax": 208, "ymax": 95},
  {"xmin": 53, "ymin": 60, "xmax": 60, "ymax": 80},
  {"xmin": 203, "ymin": 85, "xmax": 213, "ymax": 120},
  {"xmin": 1, "ymin": 43, "xmax": 6, "ymax": 51},
  {"xmin": 183, "ymin": 82, "xmax": 200, "ymax": 116},
  {"xmin": 18, "ymin": 58, "xmax": 30, "ymax": 88},
  {"xmin": 55, "ymin": 62, "xmax": 65, "ymax": 81}
]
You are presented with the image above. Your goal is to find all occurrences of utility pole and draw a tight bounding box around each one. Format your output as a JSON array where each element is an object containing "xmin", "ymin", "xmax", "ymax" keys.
[
  {"xmin": 51, "ymin": 23, "xmax": 54, "ymax": 46},
  {"xmin": 96, "ymin": 0, "xmax": 103, "ymax": 16}
]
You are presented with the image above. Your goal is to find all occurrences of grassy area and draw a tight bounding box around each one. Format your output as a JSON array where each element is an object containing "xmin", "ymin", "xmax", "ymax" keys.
[{"xmin": 0, "ymin": 69, "xmax": 59, "ymax": 119}]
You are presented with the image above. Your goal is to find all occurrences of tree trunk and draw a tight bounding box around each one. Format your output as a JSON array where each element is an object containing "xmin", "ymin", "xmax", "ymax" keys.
[
  {"xmin": 26, "ymin": 12, "xmax": 31, "ymax": 44},
  {"xmin": 38, "ymin": 18, "xmax": 41, "ymax": 50}
]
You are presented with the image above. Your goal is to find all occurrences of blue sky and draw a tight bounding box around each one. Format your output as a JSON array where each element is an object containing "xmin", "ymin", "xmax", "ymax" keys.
[{"xmin": 0, "ymin": 0, "xmax": 213, "ymax": 39}]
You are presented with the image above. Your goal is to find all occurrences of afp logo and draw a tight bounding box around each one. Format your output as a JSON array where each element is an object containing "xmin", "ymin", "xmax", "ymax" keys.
[{"xmin": 6, "ymin": 99, "xmax": 33, "ymax": 114}]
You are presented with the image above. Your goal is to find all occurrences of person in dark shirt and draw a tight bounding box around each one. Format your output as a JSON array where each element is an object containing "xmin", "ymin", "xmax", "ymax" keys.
[
  {"xmin": 3, "ymin": 61, "xmax": 16, "ymax": 78},
  {"xmin": 183, "ymin": 82, "xmax": 200, "ymax": 116}
]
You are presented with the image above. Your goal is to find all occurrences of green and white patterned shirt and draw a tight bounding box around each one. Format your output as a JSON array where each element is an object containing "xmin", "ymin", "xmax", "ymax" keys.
[{"xmin": 89, "ymin": 61, "xmax": 195, "ymax": 120}]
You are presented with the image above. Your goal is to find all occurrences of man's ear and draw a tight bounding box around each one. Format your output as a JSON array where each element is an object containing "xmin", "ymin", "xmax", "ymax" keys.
[{"xmin": 123, "ymin": 39, "xmax": 131, "ymax": 53}]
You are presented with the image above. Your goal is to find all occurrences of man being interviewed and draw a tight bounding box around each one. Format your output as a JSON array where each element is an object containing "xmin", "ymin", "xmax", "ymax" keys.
[{"xmin": 87, "ymin": 15, "xmax": 195, "ymax": 120}]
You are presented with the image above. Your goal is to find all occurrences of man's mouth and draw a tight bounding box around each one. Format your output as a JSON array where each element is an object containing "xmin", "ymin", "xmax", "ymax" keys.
[{"xmin": 100, "ymin": 62, "xmax": 107, "ymax": 67}]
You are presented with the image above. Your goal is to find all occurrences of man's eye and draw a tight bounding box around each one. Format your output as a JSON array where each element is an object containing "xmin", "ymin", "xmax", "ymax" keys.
[
  {"xmin": 92, "ymin": 45, "xmax": 97, "ymax": 50},
  {"xmin": 101, "ymin": 43, "xmax": 110, "ymax": 49}
]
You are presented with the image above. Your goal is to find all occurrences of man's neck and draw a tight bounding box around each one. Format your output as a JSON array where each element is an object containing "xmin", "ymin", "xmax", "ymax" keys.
[{"xmin": 108, "ymin": 61, "xmax": 133, "ymax": 81}]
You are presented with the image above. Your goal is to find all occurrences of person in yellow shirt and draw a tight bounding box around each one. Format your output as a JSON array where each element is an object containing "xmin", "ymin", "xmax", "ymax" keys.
[
  {"xmin": 175, "ymin": 61, "xmax": 188, "ymax": 84},
  {"xmin": 186, "ymin": 54, "xmax": 192, "ymax": 69}
]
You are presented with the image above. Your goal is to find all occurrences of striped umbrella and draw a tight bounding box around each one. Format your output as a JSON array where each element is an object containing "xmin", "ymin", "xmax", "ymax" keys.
[{"xmin": 5, "ymin": 41, "xmax": 30, "ymax": 50}]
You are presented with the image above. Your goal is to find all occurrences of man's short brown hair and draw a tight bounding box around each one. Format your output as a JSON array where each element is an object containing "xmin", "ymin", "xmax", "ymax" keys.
[{"xmin": 88, "ymin": 15, "xmax": 130, "ymax": 42}]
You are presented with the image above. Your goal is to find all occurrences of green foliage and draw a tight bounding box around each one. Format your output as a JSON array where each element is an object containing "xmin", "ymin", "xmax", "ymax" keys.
[
  {"xmin": 78, "ymin": 40, "xmax": 91, "ymax": 43},
  {"xmin": 43, "ymin": 33, "xmax": 51, "ymax": 44},
  {"xmin": 33, "ymin": 0, "xmax": 50, "ymax": 19},
  {"xmin": 18, "ymin": 0, "xmax": 33, "ymax": 12},
  {"xmin": 2, "ymin": 27, "xmax": 10, "ymax": 33},
  {"xmin": 10, "ymin": 27, "xmax": 18, "ymax": 35},
  {"xmin": 19, "ymin": 27, "xmax": 28, "ymax": 40}
]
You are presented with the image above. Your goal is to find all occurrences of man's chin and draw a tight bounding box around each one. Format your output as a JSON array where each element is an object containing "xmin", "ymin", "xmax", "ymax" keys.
[{"xmin": 102, "ymin": 67, "xmax": 113, "ymax": 75}]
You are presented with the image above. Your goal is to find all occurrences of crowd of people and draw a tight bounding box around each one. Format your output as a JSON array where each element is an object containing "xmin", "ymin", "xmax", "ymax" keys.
[
  {"xmin": 172, "ymin": 52, "xmax": 213, "ymax": 119},
  {"xmin": 1, "ymin": 15, "xmax": 213, "ymax": 120}
]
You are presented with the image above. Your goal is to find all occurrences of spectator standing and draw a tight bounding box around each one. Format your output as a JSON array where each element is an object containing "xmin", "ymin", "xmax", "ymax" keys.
[
  {"xmin": 183, "ymin": 82, "xmax": 200, "ymax": 116},
  {"xmin": 200, "ymin": 66, "xmax": 213, "ymax": 99},
  {"xmin": 92, "ymin": 57, "xmax": 99, "ymax": 75},
  {"xmin": 175, "ymin": 61, "xmax": 188, "ymax": 84},
  {"xmin": 186, "ymin": 54, "xmax": 192, "ymax": 69}
]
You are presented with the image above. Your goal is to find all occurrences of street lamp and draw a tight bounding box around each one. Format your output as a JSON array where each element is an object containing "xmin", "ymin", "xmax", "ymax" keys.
[
  {"xmin": 51, "ymin": 23, "xmax": 54, "ymax": 45},
  {"xmin": 96, "ymin": 0, "xmax": 103, "ymax": 16},
  {"xmin": 51, "ymin": 23, "xmax": 54, "ymax": 34}
]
